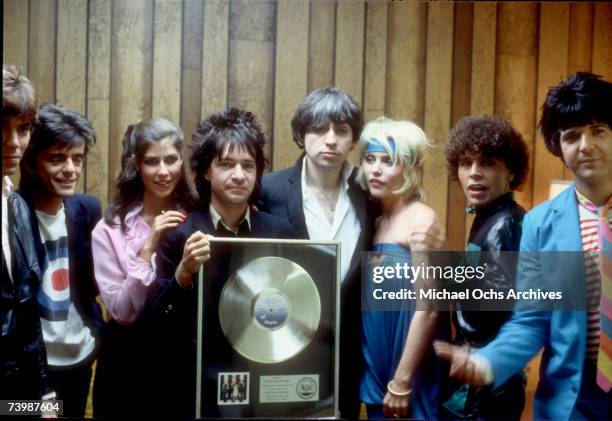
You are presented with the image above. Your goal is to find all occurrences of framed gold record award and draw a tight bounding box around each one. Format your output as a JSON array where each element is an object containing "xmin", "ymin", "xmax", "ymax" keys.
[{"xmin": 195, "ymin": 238, "xmax": 340, "ymax": 418}]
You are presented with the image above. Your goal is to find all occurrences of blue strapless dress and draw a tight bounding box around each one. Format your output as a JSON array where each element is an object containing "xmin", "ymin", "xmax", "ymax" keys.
[{"xmin": 360, "ymin": 243, "xmax": 445, "ymax": 419}]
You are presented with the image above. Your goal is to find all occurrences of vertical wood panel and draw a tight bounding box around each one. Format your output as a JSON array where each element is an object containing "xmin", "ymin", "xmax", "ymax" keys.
[
  {"xmin": 29, "ymin": 0, "xmax": 56, "ymax": 104},
  {"xmin": 273, "ymin": 1, "xmax": 309, "ymax": 171},
  {"xmin": 110, "ymin": 0, "xmax": 154, "ymax": 186},
  {"xmin": 566, "ymin": 3, "xmax": 594, "ymax": 181},
  {"xmin": 363, "ymin": 1, "xmax": 388, "ymax": 123},
  {"xmin": 423, "ymin": 3, "xmax": 454, "ymax": 226},
  {"xmin": 467, "ymin": 2, "xmax": 497, "ymax": 242},
  {"xmin": 152, "ymin": 0, "xmax": 182, "ymax": 123},
  {"xmin": 568, "ymin": 3, "xmax": 593, "ymax": 75},
  {"xmin": 56, "ymin": 0, "xmax": 87, "ymax": 113},
  {"xmin": 533, "ymin": 3, "xmax": 569, "ymax": 207},
  {"xmin": 470, "ymin": 3, "xmax": 496, "ymax": 116},
  {"xmin": 448, "ymin": 2, "xmax": 473, "ymax": 250},
  {"xmin": 86, "ymin": 0, "xmax": 111, "ymax": 205},
  {"xmin": 201, "ymin": 0, "xmax": 229, "ymax": 120},
  {"xmin": 202, "ymin": 0, "xmax": 229, "ymax": 119},
  {"xmin": 335, "ymin": 0, "xmax": 365, "ymax": 166},
  {"xmin": 386, "ymin": 3, "xmax": 427, "ymax": 124},
  {"xmin": 335, "ymin": 0, "xmax": 365, "ymax": 107},
  {"xmin": 592, "ymin": 3, "xmax": 612, "ymax": 81},
  {"xmin": 229, "ymin": 1, "xmax": 275, "ymax": 154},
  {"xmin": 3, "ymin": 0, "xmax": 29, "ymax": 72},
  {"xmin": 495, "ymin": 3, "xmax": 538, "ymax": 211},
  {"xmin": 308, "ymin": 1, "xmax": 335, "ymax": 92},
  {"xmin": 57, "ymin": 0, "xmax": 88, "ymax": 193},
  {"xmin": 228, "ymin": 1, "xmax": 276, "ymax": 162},
  {"xmin": 180, "ymin": 0, "xmax": 203, "ymax": 140}
]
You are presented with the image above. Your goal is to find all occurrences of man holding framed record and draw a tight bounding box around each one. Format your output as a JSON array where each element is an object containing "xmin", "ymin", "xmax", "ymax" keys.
[{"xmin": 143, "ymin": 108, "xmax": 292, "ymax": 418}]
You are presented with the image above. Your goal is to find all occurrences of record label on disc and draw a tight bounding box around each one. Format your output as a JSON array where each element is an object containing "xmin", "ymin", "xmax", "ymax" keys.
[{"xmin": 254, "ymin": 290, "xmax": 289, "ymax": 330}]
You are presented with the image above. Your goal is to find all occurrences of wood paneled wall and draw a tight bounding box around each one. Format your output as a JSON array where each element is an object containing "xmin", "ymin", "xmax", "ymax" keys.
[{"xmin": 4, "ymin": 1, "xmax": 612, "ymax": 249}]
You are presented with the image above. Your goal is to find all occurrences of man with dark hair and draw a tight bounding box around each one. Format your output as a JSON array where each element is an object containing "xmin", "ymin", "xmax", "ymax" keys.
[
  {"xmin": 147, "ymin": 108, "xmax": 292, "ymax": 418},
  {"xmin": 19, "ymin": 103, "xmax": 103, "ymax": 417},
  {"xmin": 259, "ymin": 86, "xmax": 373, "ymax": 418},
  {"xmin": 441, "ymin": 115, "xmax": 529, "ymax": 419},
  {"xmin": 436, "ymin": 73, "xmax": 612, "ymax": 419},
  {"xmin": 1, "ymin": 65, "xmax": 54, "ymax": 402}
]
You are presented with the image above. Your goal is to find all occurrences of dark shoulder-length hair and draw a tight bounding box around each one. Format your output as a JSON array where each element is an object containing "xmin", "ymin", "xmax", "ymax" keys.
[{"xmin": 104, "ymin": 117, "xmax": 195, "ymax": 231}]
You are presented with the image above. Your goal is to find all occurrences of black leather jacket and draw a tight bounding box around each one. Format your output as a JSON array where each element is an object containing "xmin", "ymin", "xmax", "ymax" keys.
[
  {"xmin": 1, "ymin": 191, "xmax": 51, "ymax": 398},
  {"xmin": 455, "ymin": 193, "xmax": 525, "ymax": 347}
]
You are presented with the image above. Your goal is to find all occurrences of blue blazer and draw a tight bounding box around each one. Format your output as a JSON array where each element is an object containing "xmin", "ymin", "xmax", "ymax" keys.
[{"xmin": 477, "ymin": 185, "xmax": 586, "ymax": 420}]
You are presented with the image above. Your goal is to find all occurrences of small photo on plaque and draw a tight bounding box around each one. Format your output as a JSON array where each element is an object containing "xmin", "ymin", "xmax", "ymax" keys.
[{"xmin": 217, "ymin": 372, "xmax": 250, "ymax": 405}]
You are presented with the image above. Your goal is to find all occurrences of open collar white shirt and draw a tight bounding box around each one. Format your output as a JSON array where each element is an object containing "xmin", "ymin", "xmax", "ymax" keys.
[{"xmin": 301, "ymin": 157, "xmax": 361, "ymax": 283}]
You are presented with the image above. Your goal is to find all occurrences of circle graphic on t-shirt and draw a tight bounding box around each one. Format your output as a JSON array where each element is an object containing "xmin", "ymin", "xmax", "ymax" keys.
[
  {"xmin": 41, "ymin": 257, "xmax": 71, "ymax": 301},
  {"xmin": 51, "ymin": 268, "xmax": 69, "ymax": 291},
  {"xmin": 39, "ymin": 256, "xmax": 71, "ymax": 321}
]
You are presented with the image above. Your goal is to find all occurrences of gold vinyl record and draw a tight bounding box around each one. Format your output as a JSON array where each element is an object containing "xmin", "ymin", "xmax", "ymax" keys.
[{"xmin": 218, "ymin": 256, "xmax": 321, "ymax": 364}]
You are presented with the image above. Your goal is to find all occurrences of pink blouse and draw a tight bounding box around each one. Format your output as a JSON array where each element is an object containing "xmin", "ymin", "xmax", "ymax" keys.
[{"xmin": 92, "ymin": 204, "xmax": 157, "ymax": 325}]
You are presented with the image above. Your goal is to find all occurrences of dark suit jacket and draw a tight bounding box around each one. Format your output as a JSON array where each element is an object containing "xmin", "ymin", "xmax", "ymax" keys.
[
  {"xmin": 144, "ymin": 207, "xmax": 293, "ymax": 418},
  {"xmin": 26, "ymin": 193, "xmax": 104, "ymax": 342},
  {"xmin": 259, "ymin": 156, "xmax": 375, "ymax": 418}
]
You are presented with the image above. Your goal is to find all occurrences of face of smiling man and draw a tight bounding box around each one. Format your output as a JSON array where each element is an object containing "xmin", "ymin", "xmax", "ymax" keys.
[{"xmin": 35, "ymin": 143, "xmax": 86, "ymax": 203}]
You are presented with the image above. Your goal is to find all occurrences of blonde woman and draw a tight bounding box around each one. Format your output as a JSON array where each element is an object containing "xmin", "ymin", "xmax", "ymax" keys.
[{"xmin": 357, "ymin": 117, "xmax": 448, "ymax": 419}]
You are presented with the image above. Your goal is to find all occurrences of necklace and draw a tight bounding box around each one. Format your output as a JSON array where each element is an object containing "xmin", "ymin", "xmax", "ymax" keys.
[{"xmin": 314, "ymin": 187, "xmax": 339, "ymax": 212}]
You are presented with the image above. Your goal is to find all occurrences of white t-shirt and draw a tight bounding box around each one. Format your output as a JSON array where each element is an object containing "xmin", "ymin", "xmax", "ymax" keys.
[{"xmin": 36, "ymin": 206, "xmax": 96, "ymax": 367}]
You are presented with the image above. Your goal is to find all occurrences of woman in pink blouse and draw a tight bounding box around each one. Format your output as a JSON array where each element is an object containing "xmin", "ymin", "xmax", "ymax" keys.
[{"xmin": 91, "ymin": 118, "xmax": 195, "ymax": 417}]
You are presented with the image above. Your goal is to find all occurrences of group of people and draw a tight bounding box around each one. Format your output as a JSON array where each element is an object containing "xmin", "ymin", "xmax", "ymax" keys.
[
  {"xmin": 220, "ymin": 375, "xmax": 247, "ymax": 403},
  {"xmin": 2, "ymin": 61, "xmax": 610, "ymax": 420}
]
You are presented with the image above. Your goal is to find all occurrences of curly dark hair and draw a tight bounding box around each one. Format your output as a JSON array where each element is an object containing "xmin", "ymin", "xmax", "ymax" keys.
[
  {"xmin": 444, "ymin": 115, "xmax": 529, "ymax": 190},
  {"xmin": 104, "ymin": 118, "xmax": 196, "ymax": 232},
  {"xmin": 190, "ymin": 108, "xmax": 266, "ymax": 206},
  {"xmin": 538, "ymin": 72, "xmax": 612, "ymax": 158}
]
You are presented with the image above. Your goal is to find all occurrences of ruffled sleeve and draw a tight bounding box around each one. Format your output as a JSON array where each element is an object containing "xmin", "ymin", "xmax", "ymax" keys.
[{"xmin": 92, "ymin": 208, "xmax": 156, "ymax": 325}]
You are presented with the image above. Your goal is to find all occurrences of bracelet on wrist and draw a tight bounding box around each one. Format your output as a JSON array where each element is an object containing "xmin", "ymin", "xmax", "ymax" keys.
[{"xmin": 387, "ymin": 380, "xmax": 412, "ymax": 398}]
